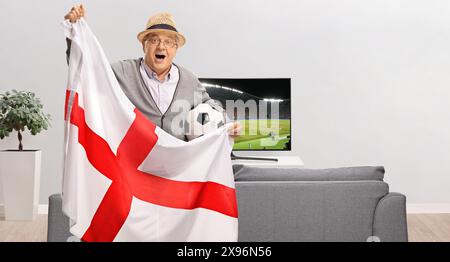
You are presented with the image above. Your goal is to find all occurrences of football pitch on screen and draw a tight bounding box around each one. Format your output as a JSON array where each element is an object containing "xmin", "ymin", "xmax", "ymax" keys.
[{"xmin": 233, "ymin": 119, "xmax": 291, "ymax": 150}]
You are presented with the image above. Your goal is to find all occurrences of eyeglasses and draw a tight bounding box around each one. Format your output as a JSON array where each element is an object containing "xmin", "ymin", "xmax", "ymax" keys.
[{"xmin": 147, "ymin": 37, "xmax": 177, "ymax": 48}]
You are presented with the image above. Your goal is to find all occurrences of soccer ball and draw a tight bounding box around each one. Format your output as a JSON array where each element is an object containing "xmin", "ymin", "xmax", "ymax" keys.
[{"xmin": 186, "ymin": 103, "xmax": 225, "ymax": 141}]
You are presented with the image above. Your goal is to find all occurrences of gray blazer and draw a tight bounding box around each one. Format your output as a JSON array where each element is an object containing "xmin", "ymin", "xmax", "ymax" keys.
[{"xmin": 111, "ymin": 58, "xmax": 223, "ymax": 141}]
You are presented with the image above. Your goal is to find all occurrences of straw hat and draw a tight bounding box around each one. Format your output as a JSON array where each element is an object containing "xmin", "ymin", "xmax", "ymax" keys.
[{"xmin": 137, "ymin": 13, "xmax": 186, "ymax": 47}]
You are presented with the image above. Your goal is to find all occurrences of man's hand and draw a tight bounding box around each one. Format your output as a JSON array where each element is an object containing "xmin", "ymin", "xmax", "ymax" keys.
[
  {"xmin": 227, "ymin": 122, "xmax": 242, "ymax": 138},
  {"xmin": 64, "ymin": 4, "xmax": 85, "ymax": 23}
]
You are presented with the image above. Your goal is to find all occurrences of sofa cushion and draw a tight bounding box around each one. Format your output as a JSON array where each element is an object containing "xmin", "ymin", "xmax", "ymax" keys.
[
  {"xmin": 236, "ymin": 181, "xmax": 389, "ymax": 241},
  {"xmin": 233, "ymin": 165, "xmax": 385, "ymax": 181}
]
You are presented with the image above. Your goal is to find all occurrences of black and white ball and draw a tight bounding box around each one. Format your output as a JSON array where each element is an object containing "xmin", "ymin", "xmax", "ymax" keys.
[{"xmin": 186, "ymin": 103, "xmax": 225, "ymax": 141}]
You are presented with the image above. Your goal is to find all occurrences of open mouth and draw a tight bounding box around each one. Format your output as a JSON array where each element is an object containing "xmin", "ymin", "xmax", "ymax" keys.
[{"xmin": 155, "ymin": 54, "xmax": 166, "ymax": 62}]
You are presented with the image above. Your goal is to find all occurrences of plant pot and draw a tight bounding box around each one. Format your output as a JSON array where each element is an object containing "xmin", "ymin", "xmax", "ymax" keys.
[{"xmin": 0, "ymin": 150, "xmax": 41, "ymax": 221}]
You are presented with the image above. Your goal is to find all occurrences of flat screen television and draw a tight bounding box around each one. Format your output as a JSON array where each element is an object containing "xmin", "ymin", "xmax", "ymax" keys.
[{"xmin": 199, "ymin": 78, "xmax": 291, "ymax": 151}]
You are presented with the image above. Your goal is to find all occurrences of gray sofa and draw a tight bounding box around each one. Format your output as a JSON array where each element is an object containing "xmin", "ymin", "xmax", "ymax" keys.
[{"xmin": 47, "ymin": 165, "xmax": 408, "ymax": 242}]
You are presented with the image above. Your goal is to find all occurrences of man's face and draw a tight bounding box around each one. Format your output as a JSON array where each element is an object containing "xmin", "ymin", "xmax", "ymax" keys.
[{"xmin": 143, "ymin": 32, "xmax": 178, "ymax": 74}]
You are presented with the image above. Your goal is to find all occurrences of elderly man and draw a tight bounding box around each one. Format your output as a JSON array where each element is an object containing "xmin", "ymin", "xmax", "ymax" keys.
[{"xmin": 64, "ymin": 4, "xmax": 241, "ymax": 141}]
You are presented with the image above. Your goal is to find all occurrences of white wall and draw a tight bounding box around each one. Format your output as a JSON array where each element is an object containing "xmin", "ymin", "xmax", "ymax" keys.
[{"xmin": 1, "ymin": 0, "xmax": 449, "ymax": 206}]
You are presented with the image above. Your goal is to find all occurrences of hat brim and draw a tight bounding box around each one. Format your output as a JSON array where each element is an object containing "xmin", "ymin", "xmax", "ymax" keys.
[{"xmin": 137, "ymin": 29, "xmax": 186, "ymax": 47}]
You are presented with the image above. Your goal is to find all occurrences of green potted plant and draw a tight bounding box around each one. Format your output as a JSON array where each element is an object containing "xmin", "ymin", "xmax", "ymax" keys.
[{"xmin": 0, "ymin": 90, "xmax": 51, "ymax": 220}]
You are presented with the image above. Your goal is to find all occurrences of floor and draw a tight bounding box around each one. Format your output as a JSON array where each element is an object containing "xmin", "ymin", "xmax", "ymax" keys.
[
  {"xmin": 0, "ymin": 214, "xmax": 449, "ymax": 242},
  {"xmin": 407, "ymin": 214, "xmax": 450, "ymax": 242},
  {"xmin": 0, "ymin": 214, "xmax": 48, "ymax": 242}
]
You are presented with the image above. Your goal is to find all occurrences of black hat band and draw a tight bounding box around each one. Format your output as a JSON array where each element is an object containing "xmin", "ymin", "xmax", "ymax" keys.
[{"xmin": 147, "ymin": 24, "xmax": 178, "ymax": 32}]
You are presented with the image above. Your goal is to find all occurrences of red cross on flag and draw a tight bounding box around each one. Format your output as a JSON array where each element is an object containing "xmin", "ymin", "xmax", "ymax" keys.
[{"xmin": 61, "ymin": 19, "xmax": 238, "ymax": 242}]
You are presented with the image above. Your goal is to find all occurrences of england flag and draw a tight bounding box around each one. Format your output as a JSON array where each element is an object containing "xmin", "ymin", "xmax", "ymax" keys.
[{"xmin": 61, "ymin": 19, "xmax": 238, "ymax": 242}]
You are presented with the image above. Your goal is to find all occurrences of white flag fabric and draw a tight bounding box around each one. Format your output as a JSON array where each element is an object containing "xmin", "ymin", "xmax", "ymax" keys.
[{"xmin": 61, "ymin": 19, "xmax": 238, "ymax": 242}]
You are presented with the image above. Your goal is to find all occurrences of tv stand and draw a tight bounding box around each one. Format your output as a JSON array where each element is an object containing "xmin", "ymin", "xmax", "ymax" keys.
[
  {"xmin": 230, "ymin": 152, "xmax": 278, "ymax": 162},
  {"xmin": 231, "ymin": 153, "xmax": 304, "ymax": 168}
]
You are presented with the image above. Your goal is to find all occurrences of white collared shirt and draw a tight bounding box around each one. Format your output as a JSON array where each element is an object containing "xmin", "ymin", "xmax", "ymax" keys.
[{"xmin": 139, "ymin": 59, "xmax": 179, "ymax": 115}]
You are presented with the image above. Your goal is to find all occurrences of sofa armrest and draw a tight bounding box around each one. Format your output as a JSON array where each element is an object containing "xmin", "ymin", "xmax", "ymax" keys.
[
  {"xmin": 47, "ymin": 194, "xmax": 73, "ymax": 242},
  {"xmin": 372, "ymin": 192, "xmax": 408, "ymax": 242}
]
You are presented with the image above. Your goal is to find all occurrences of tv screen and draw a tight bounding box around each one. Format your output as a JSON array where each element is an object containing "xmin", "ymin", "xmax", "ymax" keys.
[{"xmin": 199, "ymin": 78, "xmax": 291, "ymax": 151}]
